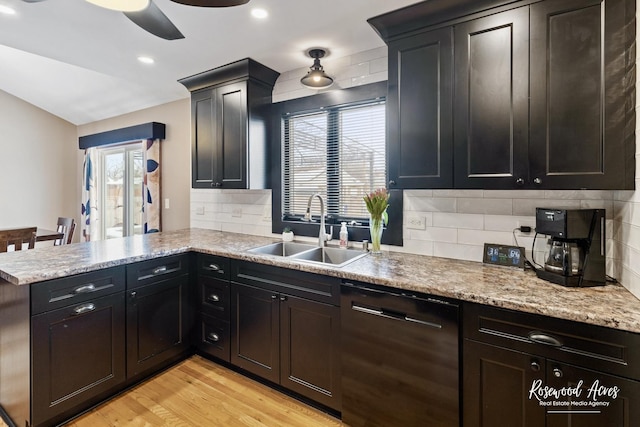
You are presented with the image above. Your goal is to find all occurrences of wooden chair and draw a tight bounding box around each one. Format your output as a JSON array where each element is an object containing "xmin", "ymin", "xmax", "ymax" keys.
[
  {"xmin": 54, "ymin": 217, "xmax": 76, "ymax": 246},
  {"xmin": 0, "ymin": 227, "xmax": 37, "ymax": 252}
]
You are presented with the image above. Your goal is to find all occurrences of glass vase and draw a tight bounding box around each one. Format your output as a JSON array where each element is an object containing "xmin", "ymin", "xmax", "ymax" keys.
[{"xmin": 369, "ymin": 215, "xmax": 384, "ymax": 254}]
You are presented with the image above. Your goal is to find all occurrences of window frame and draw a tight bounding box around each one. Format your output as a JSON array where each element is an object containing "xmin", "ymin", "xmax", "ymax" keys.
[{"xmin": 270, "ymin": 81, "xmax": 403, "ymax": 246}]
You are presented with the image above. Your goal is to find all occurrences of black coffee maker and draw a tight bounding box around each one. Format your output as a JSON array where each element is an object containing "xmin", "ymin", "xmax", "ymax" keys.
[{"xmin": 535, "ymin": 208, "xmax": 606, "ymax": 287}]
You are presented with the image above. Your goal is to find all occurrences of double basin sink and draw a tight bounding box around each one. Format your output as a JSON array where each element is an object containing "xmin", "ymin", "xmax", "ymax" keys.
[{"xmin": 247, "ymin": 241, "xmax": 368, "ymax": 268}]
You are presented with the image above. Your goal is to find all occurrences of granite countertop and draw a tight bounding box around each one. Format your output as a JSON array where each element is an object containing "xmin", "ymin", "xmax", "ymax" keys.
[{"xmin": 1, "ymin": 228, "xmax": 639, "ymax": 334}]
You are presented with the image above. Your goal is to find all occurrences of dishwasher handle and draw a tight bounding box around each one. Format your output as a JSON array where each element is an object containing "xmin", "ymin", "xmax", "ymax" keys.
[{"xmin": 352, "ymin": 303, "xmax": 442, "ymax": 329}]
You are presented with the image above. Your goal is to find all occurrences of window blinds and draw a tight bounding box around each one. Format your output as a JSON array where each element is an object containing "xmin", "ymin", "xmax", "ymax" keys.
[{"xmin": 282, "ymin": 101, "xmax": 386, "ymax": 221}]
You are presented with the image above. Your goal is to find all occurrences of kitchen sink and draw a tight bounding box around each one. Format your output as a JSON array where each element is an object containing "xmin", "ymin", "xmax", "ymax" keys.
[
  {"xmin": 289, "ymin": 246, "xmax": 368, "ymax": 267},
  {"xmin": 247, "ymin": 242, "xmax": 317, "ymax": 257},
  {"xmin": 247, "ymin": 243, "xmax": 368, "ymax": 267}
]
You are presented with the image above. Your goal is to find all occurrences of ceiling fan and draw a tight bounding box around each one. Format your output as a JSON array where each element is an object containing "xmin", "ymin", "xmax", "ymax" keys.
[{"xmin": 21, "ymin": 0, "xmax": 250, "ymax": 40}]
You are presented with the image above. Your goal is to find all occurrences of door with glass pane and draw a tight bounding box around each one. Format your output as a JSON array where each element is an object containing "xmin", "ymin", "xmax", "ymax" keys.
[{"xmin": 101, "ymin": 144, "xmax": 144, "ymax": 239}]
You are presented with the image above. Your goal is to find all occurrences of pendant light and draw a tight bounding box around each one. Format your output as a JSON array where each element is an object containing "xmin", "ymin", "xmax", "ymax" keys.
[
  {"xmin": 86, "ymin": 0, "xmax": 150, "ymax": 12},
  {"xmin": 300, "ymin": 49, "xmax": 334, "ymax": 89}
]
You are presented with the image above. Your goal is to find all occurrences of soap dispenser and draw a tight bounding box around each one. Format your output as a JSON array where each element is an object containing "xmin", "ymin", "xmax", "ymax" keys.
[{"xmin": 339, "ymin": 222, "xmax": 349, "ymax": 249}]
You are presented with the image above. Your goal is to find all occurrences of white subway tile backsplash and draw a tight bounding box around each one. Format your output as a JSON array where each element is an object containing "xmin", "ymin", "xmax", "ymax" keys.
[
  {"xmin": 407, "ymin": 226, "xmax": 457, "ymax": 243},
  {"xmin": 433, "ymin": 212, "xmax": 484, "ymax": 229},
  {"xmin": 434, "ymin": 242, "xmax": 484, "ymax": 262},
  {"xmin": 349, "ymin": 47, "xmax": 387, "ymax": 65},
  {"xmin": 433, "ymin": 189, "xmax": 483, "ymax": 198},
  {"xmin": 458, "ymin": 229, "xmax": 513, "ymax": 246},
  {"xmin": 369, "ymin": 57, "xmax": 388, "ymax": 74},
  {"xmin": 409, "ymin": 197, "xmax": 457, "ymax": 213},
  {"xmin": 512, "ymin": 198, "xmax": 581, "ymax": 216},
  {"xmin": 457, "ymin": 198, "xmax": 513, "ymax": 215},
  {"xmin": 483, "ymin": 190, "xmax": 546, "ymax": 199},
  {"xmin": 484, "ymin": 215, "xmax": 535, "ymax": 232}
]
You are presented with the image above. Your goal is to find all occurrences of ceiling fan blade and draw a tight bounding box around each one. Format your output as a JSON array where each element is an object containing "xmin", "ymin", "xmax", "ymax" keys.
[
  {"xmin": 170, "ymin": 0, "xmax": 249, "ymax": 6},
  {"xmin": 124, "ymin": 0, "xmax": 184, "ymax": 40}
]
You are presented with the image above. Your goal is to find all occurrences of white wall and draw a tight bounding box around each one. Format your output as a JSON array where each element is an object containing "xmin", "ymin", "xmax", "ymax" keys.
[
  {"xmin": 78, "ymin": 98, "xmax": 191, "ymax": 232},
  {"xmin": 0, "ymin": 89, "xmax": 77, "ymax": 237}
]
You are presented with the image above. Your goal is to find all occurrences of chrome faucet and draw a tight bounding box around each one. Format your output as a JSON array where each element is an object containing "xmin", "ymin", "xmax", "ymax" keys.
[{"xmin": 304, "ymin": 193, "xmax": 333, "ymax": 247}]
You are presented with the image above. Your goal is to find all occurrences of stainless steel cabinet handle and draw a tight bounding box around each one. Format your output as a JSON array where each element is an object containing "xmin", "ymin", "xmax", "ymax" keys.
[
  {"xmin": 152, "ymin": 266, "xmax": 167, "ymax": 275},
  {"xmin": 72, "ymin": 303, "xmax": 96, "ymax": 315},
  {"xmin": 73, "ymin": 283, "xmax": 96, "ymax": 294},
  {"xmin": 208, "ymin": 264, "xmax": 224, "ymax": 274},
  {"xmin": 533, "ymin": 177, "xmax": 542, "ymax": 185},
  {"xmin": 528, "ymin": 331, "xmax": 563, "ymax": 347},
  {"xmin": 553, "ymin": 367, "xmax": 563, "ymax": 378},
  {"xmin": 388, "ymin": 180, "xmax": 396, "ymax": 186},
  {"xmin": 530, "ymin": 360, "xmax": 541, "ymax": 372},
  {"xmin": 280, "ymin": 296, "xmax": 287, "ymax": 302},
  {"xmin": 352, "ymin": 304, "xmax": 442, "ymax": 329},
  {"xmin": 207, "ymin": 333, "xmax": 220, "ymax": 342},
  {"xmin": 271, "ymin": 295, "xmax": 278, "ymax": 300},
  {"xmin": 516, "ymin": 178, "xmax": 525, "ymax": 186},
  {"xmin": 207, "ymin": 294, "xmax": 220, "ymax": 302}
]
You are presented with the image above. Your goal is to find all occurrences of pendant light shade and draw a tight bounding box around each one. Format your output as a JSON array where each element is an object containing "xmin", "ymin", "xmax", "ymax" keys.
[
  {"xmin": 86, "ymin": 0, "xmax": 150, "ymax": 12},
  {"xmin": 300, "ymin": 49, "xmax": 334, "ymax": 89}
]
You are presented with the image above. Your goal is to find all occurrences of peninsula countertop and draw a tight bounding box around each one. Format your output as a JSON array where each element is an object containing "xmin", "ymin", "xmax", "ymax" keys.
[{"xmin": 1, "ymin": 228, "xmax": 638, "ymax": 334}]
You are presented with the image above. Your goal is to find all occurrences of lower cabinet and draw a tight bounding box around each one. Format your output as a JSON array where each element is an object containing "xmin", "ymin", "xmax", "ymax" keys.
[
  {"xmin": 230, "ymin": 261, "xmax": 341, "ymax": 411},
  {"xmin": 31, "ymin": 291, "xmax": 126, "ymax": 427},
  {"xmin": 463, "ymin": 303, "xmax": 640, "ymax": 426}
]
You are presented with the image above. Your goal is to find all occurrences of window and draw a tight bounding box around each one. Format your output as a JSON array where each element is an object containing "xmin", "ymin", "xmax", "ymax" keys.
[
  {"xmin": 99, "ymin": 143, "xmax": 144, "ymax": 239},
  {"xmin": 272, "ymin": 81, "xmax": 402, "ymax": 247},
  {"xmin": 282, "ymin": 100, "xmax": 386, "ymax": 222}
]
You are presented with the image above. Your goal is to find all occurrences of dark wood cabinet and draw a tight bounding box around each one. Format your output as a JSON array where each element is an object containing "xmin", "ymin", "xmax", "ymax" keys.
[
  {"xmin": 194, "ymin": 254, "xmax": 231, "ymax": 361},
  {"xmin": 369, "ymin": 0, "xmax": 635, "ymax": 190},
  {"xmin": 528, "ymin": 0, "xmax": 634, "ymax": 189},
  {"xmin": 230, "ymin": 260, "xmax": 341, "ymax": 411},
  {"xmin": 179, "ymin": 58, "xmax": 279, "ymax": 189},
  {"xmin": 32, "ymin": 292, "xmax": 126, "ymax": 427},
  {"xmin": 387, "ymin": 27, "xmax": 453, "ymax": 189},
  {"xmin": 453, "ymin": 6, "xmax": 530, "ymax": 189},
  {"xmin": 125, "ymin": 255, "xmax": 191, "ymax": 379},
  {"xmin": 463, "ymin": 303, "xmax": 640, "ymax": 426},
  {"xmin": 28, "ymin": 267, "xmax": 127, "ymax": 427}
]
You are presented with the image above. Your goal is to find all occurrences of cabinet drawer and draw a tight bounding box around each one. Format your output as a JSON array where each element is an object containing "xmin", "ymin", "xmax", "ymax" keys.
[
  {"xmin": 463, "ymin": 303, "xmax": 640, "ymax": 381},
  {"xmin": 199, "ymin": 276, "xmax": 230, "ymax": 320},
  {"xmin": 126, "ymin": 254, "xmax": 189, "ymax": 289},
  {"xmin": 31, "ymin": 266, "xmax": 125, "ymax": 315},
  {"xmin": 231, "ymin": 260, "xmax": 340, "ymax": 305},
  {"xmin": 198, "ymin": 313, "xmax": 230, "ymax": 362},
  {"xmin": 197, "ymin": 253, "xmax": 230, "ymax": 280}
]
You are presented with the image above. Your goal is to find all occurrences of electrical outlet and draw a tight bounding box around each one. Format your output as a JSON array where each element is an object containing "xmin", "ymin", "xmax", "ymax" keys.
[
  {"xmin": 232, "ymin": 207, "xmax": 242, "ymax": 218},
  {"xmin": 195, "ymin": 206, "xmax": 205, "ymax": 215},
  {"xmin": 164, "ymin": 198, "xmax": 170, "ymax": 210},
  {"xmin": 407, "ymin": 215, "xmax": 426, "ymax": 230},
  {"xmin": 262, "ymin": 205, "xmax": 272, "ymax": 221}
]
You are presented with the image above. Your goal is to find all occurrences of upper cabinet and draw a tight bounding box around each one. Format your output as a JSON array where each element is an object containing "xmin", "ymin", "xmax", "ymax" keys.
[
  {"xmin": 369, "ymin": 0, "xmax": 635, "ymax": 190},
  {"xmin": 179, "ymin": 59, "xmax": 280, "ymax": 189}
]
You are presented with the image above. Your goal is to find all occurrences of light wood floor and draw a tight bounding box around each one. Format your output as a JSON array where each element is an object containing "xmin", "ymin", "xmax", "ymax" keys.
[{"xmin": 45, "ymin": 356, "xmax": 343, "ymax": 427}]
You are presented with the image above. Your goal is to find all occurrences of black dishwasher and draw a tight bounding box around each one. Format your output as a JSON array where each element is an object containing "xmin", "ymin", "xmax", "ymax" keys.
[{"xmin": 341, "ymin": 281, "xmax": 459, "ymax": 427}]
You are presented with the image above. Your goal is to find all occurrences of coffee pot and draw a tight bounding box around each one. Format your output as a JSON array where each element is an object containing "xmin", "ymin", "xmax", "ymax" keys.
[
  {"xmin": 535, "ymin": 208, "xmax": 605, "ymax": 287},
  {"xmin": 544, "ymin": 239, "xmax": 583, "ymax": 276}
]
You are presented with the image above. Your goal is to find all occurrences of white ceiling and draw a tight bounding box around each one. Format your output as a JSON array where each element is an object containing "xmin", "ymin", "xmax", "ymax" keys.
[{"xmin": 0, "ymin": 0, "xmax": 418, "ymax": 125}]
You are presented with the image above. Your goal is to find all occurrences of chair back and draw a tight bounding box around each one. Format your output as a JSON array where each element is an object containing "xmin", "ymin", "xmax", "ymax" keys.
[
  {"xmin": 55, "ymin": 217, "xmax": 76, "ymax": 246},
  {"xmin": 0, "ymin": 227, "xmax": 37, "ymax": 252}
]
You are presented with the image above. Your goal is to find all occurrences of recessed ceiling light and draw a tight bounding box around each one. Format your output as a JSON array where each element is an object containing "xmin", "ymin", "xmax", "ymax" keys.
[
  {"xmin": 0, "ymin": 5, "xmax": 16, "ymax": 15},
  {"xmin": 137, "ymin": 56, "xmax": 155, "ymax": 65},
  {"xmin": 251, "ymin": 8, "xmax": 268, "ymax": 19}
]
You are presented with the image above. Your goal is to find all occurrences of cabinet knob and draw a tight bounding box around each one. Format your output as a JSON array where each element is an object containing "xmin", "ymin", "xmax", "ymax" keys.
[
  {"xmin": 130, "ymin": 291, "xmax": 137, "ymax": 298},
  {"xmin": 271, "ymin": 295, "xmax": 278, "ymax": 300},
  {"xmin": 207, "ymin": 294, "xmax": 220, "ymax": 302},
  {"xmin": 207, "ymin": 333, "xmax": 220, "ymax": 342},
  {"xmin": 279, "ymin": 296, "xmax": 287, "ymax": 302},
  {"xmin": 553, "ymin": 367, "xmax": 563, "ymax": 378},
  {"xmin": 530, "ymin": 360, "xmax": 541, "ymax": 372},
  {"xmin": 516, "ymin": 178, "xmax": 525, "ymax": 186},
  {"xmin": 388, "ymin": 180, "xmax": 396, "ymax": 187},
  {"xmin": 533, "ymin": 177, "xmax": 542, "ymax": 185}
]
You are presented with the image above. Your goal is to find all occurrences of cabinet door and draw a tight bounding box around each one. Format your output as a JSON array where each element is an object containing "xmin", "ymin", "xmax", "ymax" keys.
[
  {"xmin": 387, "ymin": 27, "xmax": 453, "ymax": 189},
  {"xmin": 230, "ymin": 283, "xmax": 280, "ymax": 383},
  {"xmin": 529, "ymin": 0, "xmax": 632, "ymax": 189},
  {"xmin": 545, "ymin": 362, "xmax": 640, "ymax": 427},
  {"xmin": 126, "ymin": 276, "xmax": 190, "ymax": 378},
  {"xmin": 31, "ymin": 292, "xmax": 126, "ymax": 427},
  {"xmin": 191, "ymin": 88, "xmax": 217, "ymax": 188},
  {"xmin": 280, "ymin": 295, "xmax": 341, "ymax": 411},
  {"xmin": 463, "ymin": 340, "xmax": 545, "ymax": 427},
  {"xmin": 216, "ymin": 82, "xmax": 248, "ymax": 189},
  {"xmin": 454, "ymin": 7, "xmax": 529, "ymax": 189}
]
